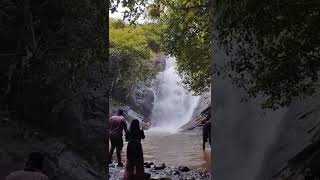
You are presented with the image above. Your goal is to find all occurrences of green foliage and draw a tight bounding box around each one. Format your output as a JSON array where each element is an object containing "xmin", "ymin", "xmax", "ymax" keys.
[
  {"xmin": 214, "ymin": 0, "xmax": 320, "ymax": 109},
  {"xmin": 156, "ymin": 0, "xmax": 213, "ymax": 94},
  {"xmin": 109, "ymin": 18, "xmax": 161, "ymax": 99},
  {"xmin": 111, "ymin": 0, "xmax": 320, "ymax": 110},
  {"xmin": 110, "ymin": 19, "xmax": 151, "ymax": 59},
  {"xmin": 110, "ymin": 0, "xmax": 213, "ymax": 95}
]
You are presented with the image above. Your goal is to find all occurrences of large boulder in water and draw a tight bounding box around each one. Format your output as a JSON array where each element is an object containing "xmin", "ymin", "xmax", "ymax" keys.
[
  {"xmin": 130, "ymin": 84, "xmax": 155, "ymax": 118},
  {"xmin": 127, "ymin": 53, "xmax": 167, "ymax": 118}
]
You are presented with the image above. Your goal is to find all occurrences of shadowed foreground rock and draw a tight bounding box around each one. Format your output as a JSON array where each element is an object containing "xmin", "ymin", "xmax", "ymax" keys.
[
  {"xmin": 260, "ymin": 85, "xmax": 320, "ymax": 180},
  {"xmin": 0, "ymin": 115, "xmax": 105, "ymax": 180}
]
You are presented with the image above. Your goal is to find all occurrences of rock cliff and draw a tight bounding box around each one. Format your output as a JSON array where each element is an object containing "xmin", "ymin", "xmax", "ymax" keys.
[
  {"xmin": 181, "ymin": 88, "xmax": 211, "ymax": 131},
  {"xmin": 260, "ymin": 85, "xmax": 320, "ymax": 180}
]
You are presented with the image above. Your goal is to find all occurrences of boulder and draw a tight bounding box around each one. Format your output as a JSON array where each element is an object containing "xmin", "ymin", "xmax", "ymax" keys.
[
  {"xmin": 154, "ymin": 164, "xmax": 166, "ymax": 170},
  {"xmin": 178, "ymin": 166, "xmax": 190, "ymax": 172},
  {"xmin": 0, "ymin": 138, "xmax": 105, "ymax": 180},
  {"xmin": 145, "ymin": 172, "xmax": 151, "ymax": 179},
  {"xmin": 180, "ymin": 88, "xmax": 211, "ymax": 131},
  {"xmin": 130, "ymin": 84, "xmax": 155, "ymax": 118}
]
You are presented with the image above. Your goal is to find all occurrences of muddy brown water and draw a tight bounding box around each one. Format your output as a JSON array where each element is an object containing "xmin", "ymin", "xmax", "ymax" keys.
[{"xmin": 109, "ymin": 127, "xmax": 211, "ymax": 172}]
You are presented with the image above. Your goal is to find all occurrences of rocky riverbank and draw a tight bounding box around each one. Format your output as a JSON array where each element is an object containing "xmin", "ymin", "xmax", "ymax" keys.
[{"xmin": 109, "ymin": 161, "xmax": 211, "ymax": 180}]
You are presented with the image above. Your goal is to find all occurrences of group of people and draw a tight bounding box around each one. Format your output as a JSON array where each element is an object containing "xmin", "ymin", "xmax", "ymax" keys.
[
  {"xmin": 109, "ymin": 110, "xmax": 146, "ymax": 180},
  {"xmin": 3, "ymin": 110, "xmax": 210, "ymax": 180},
  {"xmin": 108, "ymin": 109, "xmax": 212, "ymax": 180},
  {"xmin": 3, "ymin": 109, "xmax": 210, "ymax": 180}
]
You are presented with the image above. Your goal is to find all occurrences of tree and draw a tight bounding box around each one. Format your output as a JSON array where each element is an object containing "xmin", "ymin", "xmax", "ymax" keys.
[
  {"xmin": 0, "ymin": 0, "xmax": 107, "ymax": 124},
  {"xmin": 109, "ymin": 0, "xmax": 148, "ymax": 22},
  {"xmin": 152, "ymin": 0, "xmax": 213, "ymax": 94},
  {"xmin": 109, "ymin": 19, "xmax": 161, "ymax": 101},
  {"xmin": 110, "ymin": 0, "xmax": 213, "ymax": 95},
  {"xmin": 110, "ymin": 0, "xmax": 320, "ymax": 109},
  {"xmin": 214, "ymin": 0, "xmax": 320, "ymax": 109}
]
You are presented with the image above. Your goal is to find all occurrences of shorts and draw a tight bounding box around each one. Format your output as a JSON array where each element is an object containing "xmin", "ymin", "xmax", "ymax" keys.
[{"xmin": 110, "ymin": 137, "xmax": 123, "ymax": 150}]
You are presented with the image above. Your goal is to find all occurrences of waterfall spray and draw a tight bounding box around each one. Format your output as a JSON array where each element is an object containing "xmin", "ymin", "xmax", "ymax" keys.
[{"xmin": 150, "ymin": 57, "xmax": 200, "ymax": 133}]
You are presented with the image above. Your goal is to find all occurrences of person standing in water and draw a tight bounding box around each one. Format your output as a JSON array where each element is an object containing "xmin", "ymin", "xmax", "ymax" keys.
[
  {"xmin": 5, "ymin": 152, "xmax": 49, "ymax": 180},
  {"xmin": 203, "ymin": 113, "xmax": 211, "ymax": 150},
  {"xmin": 109, "ymin": 109, "xmax": 128, "ymax": 167},
  {"xmin": 124, "ymin": 119, "xmax": 145, "ymax": 180}
]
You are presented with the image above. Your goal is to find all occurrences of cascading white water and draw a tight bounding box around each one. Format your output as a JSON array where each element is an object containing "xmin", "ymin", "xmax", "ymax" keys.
[{"xmin": 150, "ymin": 57, "xmax": 200, "ymax": 133}]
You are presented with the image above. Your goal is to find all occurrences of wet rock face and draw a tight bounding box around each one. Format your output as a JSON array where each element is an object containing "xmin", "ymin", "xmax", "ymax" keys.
[
  {"xmin": 180, "ymin": 88, "xmax": 211, "ymax": 131},
  {"xmin": 191, "ymin": 88, "xmax": 211, "ymax": 120},
  {"xmin": 109, "ymin": 102, "xmax": 144, "ymax": 124},
  {"xmin": 128, "ymin": 53, "xmax": 167, "ymax": 118},
  {"xmin": 260, "ymin": 86, "xmax": 320, "ymax": 180},
  {"xmin": 130, "ymin": 84, "xmax": 155, "ymax": 118},
  {"xmin": 152, "ymin": 53, "xmax": 167, "ymax": 72}
]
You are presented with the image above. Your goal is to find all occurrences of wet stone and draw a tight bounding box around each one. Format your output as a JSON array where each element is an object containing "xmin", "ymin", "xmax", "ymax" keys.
[
  {"xmin": 145, "ymin": 161, "xmax": 154, "ymax": 168},
  {"xmin": 173, "ymin": 170, "xmax": 180, "ymax": 175},
  {"xmin": 145, "ymin": 172, "xmax": 151, "ymax": 179},
  {"xmin": 178, "ymin": 166, "xmax": 190, "ymax": 172},
  {"xmin": 159, "ymin": 177, "xmax": 171, "ymax": 180},
  {"xmin": 109, "ymin": 161, "xmax": 210, "ymax": 180},
  {"xmin": 154, "ymin": 165, "xmax": 166, "ymax": 170}
]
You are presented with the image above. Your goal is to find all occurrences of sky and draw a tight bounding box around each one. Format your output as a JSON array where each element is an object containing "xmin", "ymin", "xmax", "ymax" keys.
[
  {"xmin": 109, "ymin": 5, "xmax": 125, "ymax": 20},
  {"xmin": 109, "ymin": 4, "xmax": 153, "ymax": 24}
]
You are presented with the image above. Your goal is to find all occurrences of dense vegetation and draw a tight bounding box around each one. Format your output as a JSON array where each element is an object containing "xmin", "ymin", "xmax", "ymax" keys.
[
  {"xmin": 109, "ymin": 18, "xmax": 161, "ymax": 101},
  {"xmin": 214, "ymin": 0, "xmax": 320, "ymax": 109},
  {"xmin": 150, "ymin": 0, "xmax": 212, "ymax": 94},
  {"xmin": 0, "ymin": 0, "xmax": 107, "ymax": 170},
  {"xmin": 110, "ymin": 0, "xmax": 212, "ymax": 95},
  {"xmin": 111, "ymin": 0, "xmax": 320, "ymax": 109},
  {"xmin": 1, "ymin": 0, "xmax": 106, "ymax": 126}
]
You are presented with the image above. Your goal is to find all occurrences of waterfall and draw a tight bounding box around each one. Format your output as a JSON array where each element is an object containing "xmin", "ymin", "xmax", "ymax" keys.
[{"xmin": 150, "ymin": 57, "xmax": 200, "ymax": 133}]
